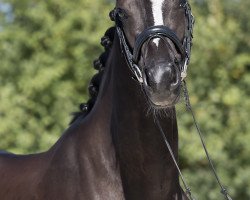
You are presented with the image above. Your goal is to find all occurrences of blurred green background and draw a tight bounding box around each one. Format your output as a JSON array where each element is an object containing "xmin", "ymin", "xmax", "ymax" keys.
[{"xmin": 0, "ymin": 0, "xmax": 249, "ymax": 199}]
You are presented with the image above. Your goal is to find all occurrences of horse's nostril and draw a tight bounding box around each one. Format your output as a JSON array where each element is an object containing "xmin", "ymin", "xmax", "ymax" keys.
[
  {"xmin": 144, "ymin": 68, "xmax": 153, "ymax": 87},
  {"xmin": 170, "ymin": 68, "xmax": 181, "ymax": 91},
  {"xmin": 144, "ymin": 64, "xmax": 181, "ymax": 92}
]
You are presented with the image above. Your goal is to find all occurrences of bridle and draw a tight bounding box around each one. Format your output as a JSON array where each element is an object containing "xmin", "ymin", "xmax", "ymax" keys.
[
  {"xmin": 110, "ymin": 1, "xmax": 234, "ymax": 199},
  {"xmin": 110, "ymin": 0, "xmax": 194, "ymax": 83}
]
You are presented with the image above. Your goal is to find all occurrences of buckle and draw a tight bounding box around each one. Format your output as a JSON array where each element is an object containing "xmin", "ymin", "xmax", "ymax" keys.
[
  {"xmin": 181, "ymin": 58, "xmax": 188, "ymax": 81},
  {"xmin": 133, "ymin": 64, "xmax": 143, "ymax": 83}
]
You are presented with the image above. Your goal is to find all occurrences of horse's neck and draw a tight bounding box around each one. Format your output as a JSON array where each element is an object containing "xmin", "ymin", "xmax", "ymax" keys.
[
  {"xmin": 110, "ymin": 37, "xmax": 182, "ymax": 199},
  {"xmin": 43, "ymin": 48, "xmax": 126, "ymax": 199}
]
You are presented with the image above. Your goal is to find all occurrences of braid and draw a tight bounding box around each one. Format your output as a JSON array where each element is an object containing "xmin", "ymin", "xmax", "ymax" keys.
[{"xmin": 70, "ymin": 27, "xmax": 115, "ymax": 124}]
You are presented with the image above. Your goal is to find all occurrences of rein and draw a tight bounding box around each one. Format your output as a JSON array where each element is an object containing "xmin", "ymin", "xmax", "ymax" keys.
[{"xmin": 155, "ymin": 81, "xmax": 233, "ymax": 200}]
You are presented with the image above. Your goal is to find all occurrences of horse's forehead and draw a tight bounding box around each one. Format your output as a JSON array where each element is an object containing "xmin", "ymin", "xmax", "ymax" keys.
[
  {"xmin": 116, "ymin": 0, "xmax": 166, "ymax": 22},
  {"xmin": 150, "ymin": 0, "xmax": 165, "ymax": 25},
  {"xmin": 116, "ymin": 0, "xmax": 166, "ymax": 9},
  {"xmin": 118, "ymin": 0, "xmax": 170, "ymax": 16}
]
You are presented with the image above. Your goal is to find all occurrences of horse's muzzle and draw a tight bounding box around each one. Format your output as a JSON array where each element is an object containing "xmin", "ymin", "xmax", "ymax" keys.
[{"xmin": 143, "ymin": 62, "xmax": 181, "ymax": 107}]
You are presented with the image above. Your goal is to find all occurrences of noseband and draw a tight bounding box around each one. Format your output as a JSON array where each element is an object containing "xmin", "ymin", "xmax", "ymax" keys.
[{"xmin": 110, "ymin": 0, "xmax": 194, "ymax": 83}]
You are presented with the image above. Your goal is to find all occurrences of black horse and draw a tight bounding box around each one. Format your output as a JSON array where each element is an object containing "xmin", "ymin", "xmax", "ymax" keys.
[{"xmin": 0, "ymin": 0, "xmax": 194, "ymax": 199}]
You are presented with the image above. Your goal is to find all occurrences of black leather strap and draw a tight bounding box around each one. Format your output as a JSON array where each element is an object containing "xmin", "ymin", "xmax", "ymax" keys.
[
  {"xmin": 116, "ymin": 26, "xmax": 143, "ymax": 83},
  {"xmin": 133, "ymin": 25, "xmax": 185, "ymax": 63}
]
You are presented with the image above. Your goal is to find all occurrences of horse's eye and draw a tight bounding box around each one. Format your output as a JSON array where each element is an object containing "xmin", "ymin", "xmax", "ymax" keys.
[{"xmin": 116, "ymin": 8, "xmax": 128, "ymax": 20}]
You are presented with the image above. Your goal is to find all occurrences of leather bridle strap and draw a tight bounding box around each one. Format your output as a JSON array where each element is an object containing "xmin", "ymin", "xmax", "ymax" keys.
[
  {"xmin": 115, "ymin": 24, "xmax": 186, "ymax": 83},
  {"xmin": 180, "ymin": 1, "xmax": 194, "ymax": 80},
  {"xmin": 155, "ymin": 82, "xmax": 234, "ymax": 200},
  {"xmin": 115, "ymin": 25, "xmax": 144, "ymax": 83},
  {"xmin": 133, "ymin": 25, "xmax": 185, "ymax": 64},
  {"xmin": 155, "ymin": 117, "xmax": 196, "ymax": 200},
  {"xmin": 182, "ymin": 81, "xmax": 233, "ymax": 200}
]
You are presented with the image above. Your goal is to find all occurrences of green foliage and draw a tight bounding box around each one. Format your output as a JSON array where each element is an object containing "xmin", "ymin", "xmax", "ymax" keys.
[
  {"xmin": 0, "ymin": 0, "xmax": 113, "ymax": 153},
  {"xmin": 0, "ymin": 0, "xmax": 249, "ymax": 199}
]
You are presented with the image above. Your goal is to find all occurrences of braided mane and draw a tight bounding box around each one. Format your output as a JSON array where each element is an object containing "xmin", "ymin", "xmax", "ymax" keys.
[{"xmin": 70, "ymin": 27, "xmax": 115, "ymax": 124}]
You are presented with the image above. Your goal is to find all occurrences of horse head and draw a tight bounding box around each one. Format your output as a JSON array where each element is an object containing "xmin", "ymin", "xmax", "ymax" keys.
[{"xmin": 111, "ymin": 0, "xmax": 194, "ymax": 108}]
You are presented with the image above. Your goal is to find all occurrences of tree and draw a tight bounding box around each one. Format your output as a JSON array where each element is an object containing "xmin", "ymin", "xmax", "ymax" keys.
[{"xmin": 0, "ymin": 0, "xmax": 113, "ymax": 153}]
